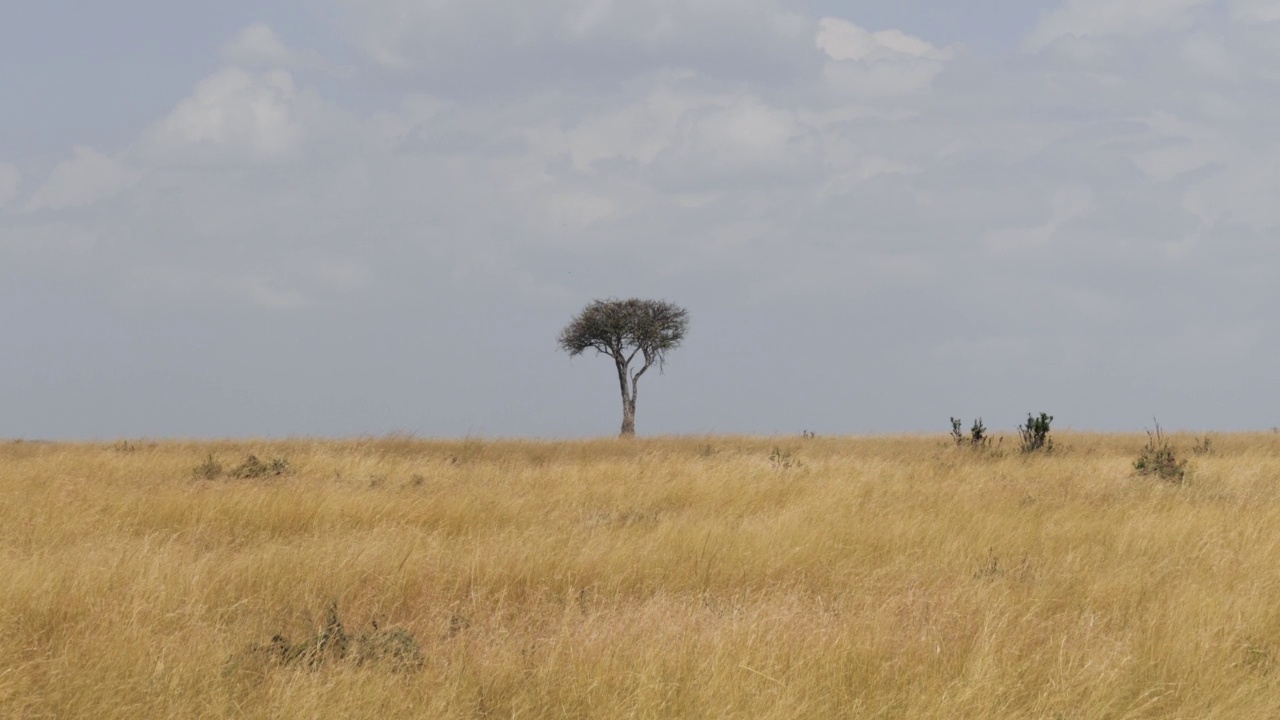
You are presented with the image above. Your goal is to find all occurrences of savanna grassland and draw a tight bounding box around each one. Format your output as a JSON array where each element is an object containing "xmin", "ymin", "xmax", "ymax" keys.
[{"xmin": 4, "ymin": 433, "xmax": 1280, "ymax": 719}]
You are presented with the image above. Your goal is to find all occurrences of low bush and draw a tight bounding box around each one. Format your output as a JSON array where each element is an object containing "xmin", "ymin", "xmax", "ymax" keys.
[
  {"xmin": 229, "ymin": 454, "xmax": 291, "ymax": 479},
  {"xmin": 194, "ymin": 454, "xmax": 291, "ymax": 480},
  {"xmin": 951, "ymin": 417, "xmax": 991, "ymax": 450},
  {"xmin": 192, "ymin": 454, "xmax": 224, "ymax": 480},
  {"xmin": 1134, "ymin": 421, "xmax": 1187, "ymax": 484}
]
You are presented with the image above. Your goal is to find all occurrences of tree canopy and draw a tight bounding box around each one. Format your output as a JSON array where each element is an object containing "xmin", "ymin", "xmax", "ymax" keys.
[{"xmin": 558, "ymin": 298, "xmax": 688, "ymax": 366}]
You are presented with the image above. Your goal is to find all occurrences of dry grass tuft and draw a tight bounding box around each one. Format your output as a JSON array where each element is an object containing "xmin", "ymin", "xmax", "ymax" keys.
[{"xmin": 3, "ymin": 433, "xmax": 1280, "ymax": 718}]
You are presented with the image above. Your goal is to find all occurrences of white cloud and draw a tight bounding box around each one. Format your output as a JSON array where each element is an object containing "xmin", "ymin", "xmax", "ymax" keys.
[
  {"xmin": 220, "ymin": 23, "xmax": 298, "ymax": 69},
  {"xmin": 12, "ymin": 2, "xmax": 1280, "ymax": 435},
  {"xmin": 26, "ymin": 146, "xmax": 137, "ymax": 211},
  {"xmin": 553, "ymin": 82, "xmax": 699, "ymax": 172},
  {"xmin": 816, "ymin": 18, "xmax": 952, "ymax": 97},
  {"xmin": 0, "ymin": 163, "xmax": 19, "ymax": 206},
  {"xmin": 333, "ymin": 0, "xmax": 815, "ymax": 87},
  {"xmin": 822, "ymin": 56, "xmax": 948, "ymax": 98},
  {"xmin": 816, "ymin": 18, "xmax": 950, "ymax": 62},
  {"xmin": 651, "ymin": 94, "xmax": 818, "ymax": 189},
  {"xmin": 141, "ymin": 68, "xmax": 308, "ymax": 164},
  {"xmin": 1025, "ymin": 0, "xmax": 1213, "ymax": 50}
]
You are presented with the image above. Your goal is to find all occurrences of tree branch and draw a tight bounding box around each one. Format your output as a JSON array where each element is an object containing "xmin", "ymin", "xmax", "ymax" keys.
[{"xmin": 631, "ymin": 355, "xmax": 655, "ymax": 384}]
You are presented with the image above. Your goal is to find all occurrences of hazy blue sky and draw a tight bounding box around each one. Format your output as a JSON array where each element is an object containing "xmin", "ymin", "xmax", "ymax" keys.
[{"xmin": 3, "ymin": 0, "xmax": 1278, "ymax": 439}]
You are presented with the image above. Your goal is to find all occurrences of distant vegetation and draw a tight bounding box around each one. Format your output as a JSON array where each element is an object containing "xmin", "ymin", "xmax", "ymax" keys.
[
  {"xmin": 3, "ymin": 432, "xmax": 1279, "ymax": 718},
  {"xmin": 947, "ymin": 411, "xmax": 1055, "ymax": 454}
]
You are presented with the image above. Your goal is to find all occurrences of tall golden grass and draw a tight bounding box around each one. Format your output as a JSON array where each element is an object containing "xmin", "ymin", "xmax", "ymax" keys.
[{"xmin": 3, "ymin": 433, "xmax": 1280, "ymax": 718}]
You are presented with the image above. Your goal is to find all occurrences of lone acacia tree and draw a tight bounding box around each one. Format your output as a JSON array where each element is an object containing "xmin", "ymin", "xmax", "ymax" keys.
[{"xmin": 558, "ymin": 298, "xmax": 689, "ymax": 438}]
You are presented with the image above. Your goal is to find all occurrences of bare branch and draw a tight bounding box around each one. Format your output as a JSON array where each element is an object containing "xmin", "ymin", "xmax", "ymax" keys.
[{"xmin": 631, "ymin": 357, "xmax": 654, "ymax": 384}]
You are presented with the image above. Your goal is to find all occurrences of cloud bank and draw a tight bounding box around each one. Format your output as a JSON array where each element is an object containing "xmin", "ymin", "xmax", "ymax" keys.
[{"xmin": 2, "ymin": 0, "xmax": 1278, "ymax": 437}]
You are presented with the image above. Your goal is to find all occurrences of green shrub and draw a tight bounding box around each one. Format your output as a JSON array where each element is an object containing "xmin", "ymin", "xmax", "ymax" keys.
[
  {"xmin": 951, "ymin": 417, "xmax": 991, "ymax": 450},
  {"xmin": 1018, "ymin": 413, "xmax": 1054, "ymax": 454}
]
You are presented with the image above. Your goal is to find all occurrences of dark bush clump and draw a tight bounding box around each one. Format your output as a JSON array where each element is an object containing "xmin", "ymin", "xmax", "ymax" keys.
[
  {"xmin": 1018, "ymin": 413, "xmax": 1054, "ymax": 454},
  {"xmin": 951, "ymin": 417, "xmax": 991, "ymax": 450}
]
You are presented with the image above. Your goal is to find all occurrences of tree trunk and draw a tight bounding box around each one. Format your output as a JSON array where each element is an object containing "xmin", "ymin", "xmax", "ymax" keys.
[
  {"xmin": 620, "ymin": 398, "xmax": 636, "ymax": 438},
  {"xmin": 615, "ymin": 356, "xmax": 636, "ymax": 438}
]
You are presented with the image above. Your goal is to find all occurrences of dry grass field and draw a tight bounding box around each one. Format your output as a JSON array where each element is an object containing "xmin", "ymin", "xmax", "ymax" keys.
[{"xmin": 3, "ymin": 432, "xmax": 1280, "ymax": 719}]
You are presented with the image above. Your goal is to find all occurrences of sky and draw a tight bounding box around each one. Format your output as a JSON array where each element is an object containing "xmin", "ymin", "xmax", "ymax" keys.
[{"xmin": 2, "ymin": 0, "xmax": 1279, "ymax": 440}]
